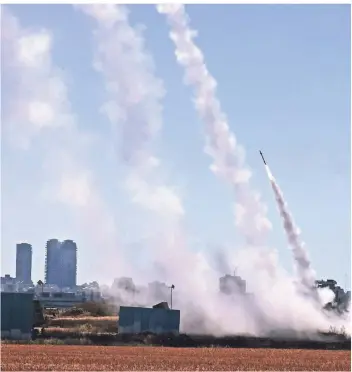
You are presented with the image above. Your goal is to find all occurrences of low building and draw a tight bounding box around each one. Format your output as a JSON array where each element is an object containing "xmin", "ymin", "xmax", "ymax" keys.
[
  {"xmin": 1, "ymin": 292, "xmax": 35, "ymax": 340},
  {"xmin": 1, "ymin": 275, "xmax": 18, "ymax": 292},
  {"xmin": 219, "ymin": 273, "xmax": 246, "ymax": 295},
  {"xmin": 35, "ymin": 291, "xmax": 89, "ymax": 309},
  {"xmin": 118, "ymin": 304, "xmax": 180, "ymax": 335}
]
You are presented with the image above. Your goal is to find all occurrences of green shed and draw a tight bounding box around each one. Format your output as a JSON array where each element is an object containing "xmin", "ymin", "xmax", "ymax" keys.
[
  {"xmin": 118, "ymin": 306, "xmax": 180, "ymax": 335},
  {"xmin": 1, "ymin": 292, "xmax": 34, "ymax": 340}
]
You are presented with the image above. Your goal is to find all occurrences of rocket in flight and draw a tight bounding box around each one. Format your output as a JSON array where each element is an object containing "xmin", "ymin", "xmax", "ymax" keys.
[{"xmin": 259, "ymin": 150, "xmax": 267, "ymax": 165}]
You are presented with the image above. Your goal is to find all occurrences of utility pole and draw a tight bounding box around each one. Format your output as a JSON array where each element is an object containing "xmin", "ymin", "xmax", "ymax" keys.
[{"xmin": 169, "ymin": 284, "xmax": 175, "ymax": 309}]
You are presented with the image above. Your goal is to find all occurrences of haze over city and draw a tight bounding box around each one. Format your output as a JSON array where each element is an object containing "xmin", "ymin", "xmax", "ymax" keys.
[{"xmin": 2, "ymin": 3, "xmax": 350, "ymax": 297}]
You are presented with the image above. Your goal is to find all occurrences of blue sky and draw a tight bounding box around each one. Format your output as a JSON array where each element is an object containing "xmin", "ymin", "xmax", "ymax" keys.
[{"xmin": 2, "ymin": 4, "xmax": 350, "ymax": 288}]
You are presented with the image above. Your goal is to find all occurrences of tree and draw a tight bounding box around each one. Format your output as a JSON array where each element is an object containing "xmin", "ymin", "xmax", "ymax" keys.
[{"xmin": 37, "ymin": 280, "xmax": 44, "ymax": 293}]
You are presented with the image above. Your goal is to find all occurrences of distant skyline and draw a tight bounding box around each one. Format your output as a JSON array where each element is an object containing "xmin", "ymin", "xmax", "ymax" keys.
[{"xmin": 1, "ymin": 4, "xmax": 350, "ymax": 289}]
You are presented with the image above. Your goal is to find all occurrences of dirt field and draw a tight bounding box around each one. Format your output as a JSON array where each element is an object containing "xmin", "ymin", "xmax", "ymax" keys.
[{"xmin": 1, "ymin": 345, "xmax": 350, "ymax": 371}]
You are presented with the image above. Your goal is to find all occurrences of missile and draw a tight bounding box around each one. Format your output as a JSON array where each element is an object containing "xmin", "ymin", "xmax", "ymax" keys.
[{"xmin": 259, "ymin": 150, "xmax": 267, "ymax": 165}]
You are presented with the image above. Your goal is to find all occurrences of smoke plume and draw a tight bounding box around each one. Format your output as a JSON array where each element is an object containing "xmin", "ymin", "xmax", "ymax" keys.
[
  {"xmin": 157, "ymin": 4, "xmax": 272, "ymax": 248},
  {"xmin": 77, "ymin": 5, "xmax": 208, "ymax": 297},
  {"xmin": 77, "ymin": 4, "xmax": 184, "ymax": 221},
  {"xmin": 77, "ymin": 4, "xmax": 268, "ymax": 335},
  {"xmin": 265, "ymin": 165, "xmax": 316, "ymax": 291},
  {"xmin": 3, "ymin": 4, "xmax": 349, "ymax": 338},
  {"xmin": 155, "ymin": 4, "xmax": 349, "ymax": 335},
  {"xmin": 1, "ymin": 7, "xmax": 130, "ymax": 282}
]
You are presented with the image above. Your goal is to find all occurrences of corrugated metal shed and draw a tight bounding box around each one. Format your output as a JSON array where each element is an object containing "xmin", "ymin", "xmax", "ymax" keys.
[
  {"xmin": 118, "ymin": 306, "xmax": 180, "ymax": 335},
  {"xmin": 1, "ymin": 292, "xmax": 34, "ymax": 340}
]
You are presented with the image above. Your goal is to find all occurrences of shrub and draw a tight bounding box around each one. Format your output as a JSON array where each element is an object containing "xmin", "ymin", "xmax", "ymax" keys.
[
  {"xmin": 63, "ymin": 302, "xmax": 116, "ymax": 317},
  {"xmin": 60, "ymin": 307, "xmax": 87, "ymax": 317}
]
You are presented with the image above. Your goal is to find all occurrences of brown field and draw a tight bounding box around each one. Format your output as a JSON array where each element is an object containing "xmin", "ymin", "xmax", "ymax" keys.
[{"xmin": 1, "ymin": 345, "xmax": 350, "ymax": 371}]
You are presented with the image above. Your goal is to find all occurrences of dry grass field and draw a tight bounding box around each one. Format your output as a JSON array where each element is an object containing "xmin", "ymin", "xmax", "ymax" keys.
[
  {"xmin": 52, "ymin": 316, "xmax": 118, "ymax": 323},
  {"xmin": 47, "ymin": 316, "xmax": 118, "ymax": 333},
  {"xmin": 1, "ymin": 344, "xmax": 350, "ymax": 371}
]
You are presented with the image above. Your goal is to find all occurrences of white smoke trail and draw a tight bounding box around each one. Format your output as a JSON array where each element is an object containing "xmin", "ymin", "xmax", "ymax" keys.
[
  {"xmin": 264, "ymin": 164, "xmax": 316, "ymax": 290},
  {"xmin": 77, "ymin": 4, "xmax": 209, "ymax": 291},
  {"xmin": 1, "ymin": 7, "xmax": 73, "ymax": 149},
  {"xmin": 155, "ymin": 4, "xmax": 348, "ymax": 335},
  {"xmin": 77, "ymin": 5, "xmax": 263, "ymax": 335},
  {"xmin": 77, "ymin": 4, "xmax": 184, "ymax": 220},
  {"xmin": 3, "ymin": 5, "xmax": 344, "ymax": 336},
  {"xmin": 1, "ymin": 7, "xmax": 130, "ymax": 283},
  {"xmin": 157, "ymin": 4, "xmax": 272, "ymax": 248}
]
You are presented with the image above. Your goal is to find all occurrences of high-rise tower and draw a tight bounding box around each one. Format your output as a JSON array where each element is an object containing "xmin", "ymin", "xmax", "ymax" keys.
[
  {"xmin": 45, "ymin": 239, "xmax": 62, "ymax": 286},
  {"xmin": 61, "ymin": 240, "xmax": 77, "ymax": 288},
  {"xmin": 16, "ymin": 243, "xmax": 32, "ymax": 284},
  {"xmin": 45, "ymin": 239, "xmax": 77, "ymax": 288}
]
